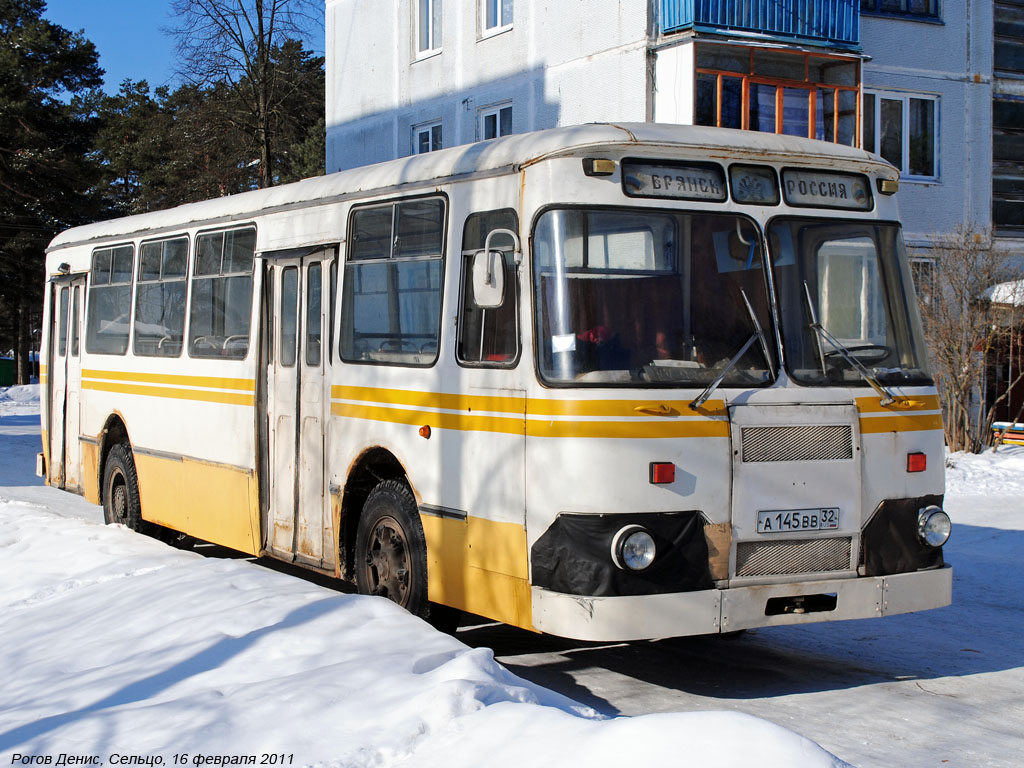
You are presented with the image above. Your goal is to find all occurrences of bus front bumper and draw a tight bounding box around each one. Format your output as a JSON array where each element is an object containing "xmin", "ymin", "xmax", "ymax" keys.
[{"xmin": 530, "ymin": 565, "xmax": 952, "ymax": 642}]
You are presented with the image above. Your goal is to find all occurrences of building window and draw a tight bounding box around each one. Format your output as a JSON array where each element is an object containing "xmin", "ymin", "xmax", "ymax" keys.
[
  {"xmin": 860, "ymin": 0, "xmax": 939, "ymax": 19},
  {"xmin": 417, "ymin": 0, "xmax": 442, "ymax": 55},
  {"xmin": 993, "ymin": 98, "xmax": 1024, "ymax": 235},
  {"xmin": 482, "ymin": 0, "xmax": 512, "ymax": 34},
  {"xmin": 414, "ymin": 121, "xmax": 443, "ymax": 154},
  {"xmin": 694, "ymin": 44, "xmax": 859, "ymax": 146},
  {"xmin": 862, "ymin": 91, "xmax": 938, "ymax": 179},
  {"xmin": 479, "ymin": 104, "xmax": 512, "ymax": 140}
]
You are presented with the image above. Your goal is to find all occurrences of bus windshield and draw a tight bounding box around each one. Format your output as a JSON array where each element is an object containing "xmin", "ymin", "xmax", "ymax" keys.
[
  {"xmin": 532, "ymin": 208, "xmax": 774, "ymax": 387},
  {"xmin": 769, "ymin": 218, "xmax": 932, "ymax": 387}
]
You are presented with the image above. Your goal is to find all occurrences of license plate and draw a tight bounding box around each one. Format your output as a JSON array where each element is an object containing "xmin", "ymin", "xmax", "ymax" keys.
[{"xmin": 757, "ymin": 508, "xmax": 840, "ymax": 534}]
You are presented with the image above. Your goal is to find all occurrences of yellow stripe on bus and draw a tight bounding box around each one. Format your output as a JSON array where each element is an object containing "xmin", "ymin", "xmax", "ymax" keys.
[
  {"xmin": 83, "ymin": 379, "xmax": 255, "ymax": 406},
  {"xmin": 332, "ymin": 384, "xmax": 728, "ymax": 419},
  {"xmin": 859, "ymin": 413, "xmax": 944, "ymax": 433},
  {"xmin": 856, "ymin": 394, "xmax": 941, "ymax": 414},
  {"xmin": 332, "ymin": 401, "xmax": 730, "ymax": 439},
  {"xmin": 332, "ymin": 402, "xmax": 526, "ymax": 435},
  {"xmin": 83, "ymin": 369, "xmax": 255, "ymax": 392}
]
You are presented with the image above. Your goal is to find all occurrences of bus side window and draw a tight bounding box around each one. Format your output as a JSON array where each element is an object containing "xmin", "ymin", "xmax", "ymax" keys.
[
  {"xmin": 134, "ymin": 237, "xmax": 188, "ymax": 357},
  {"xmin": 86, "ymin": 244, "xmax": 134, "ymax": 355},
  {"xmin": 70, "ymin": 285, "xmax": 80, "ymax": 357},
  {"xmin": 340, "ymin": 197, "xmax": 445, "ymax": 365},
  {"xmin": 188, "ymin": 227, "xmax": 256, "ymax": 359},
  {"xmin": 57, "ymin": 286, "xmax": 69, "ymax": 357},
  {"xmin": 457, "ymin": 209, "xmax": 519, "ymax": 365}
]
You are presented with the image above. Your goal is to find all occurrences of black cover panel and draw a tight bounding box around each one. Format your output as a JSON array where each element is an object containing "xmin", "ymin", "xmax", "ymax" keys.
[
  {"xmin": 861, "ymin": 495, "xmax": 945, "ymax": 576},
  {"xmin": 531, "ymin": 511, "xmax": 713, "ymax": 596}
]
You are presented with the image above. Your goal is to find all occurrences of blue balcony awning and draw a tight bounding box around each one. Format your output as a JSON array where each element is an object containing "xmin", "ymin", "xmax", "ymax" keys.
[{"xmin": 661, "ymin": 0, "xmax": 860, "ymax": 48}]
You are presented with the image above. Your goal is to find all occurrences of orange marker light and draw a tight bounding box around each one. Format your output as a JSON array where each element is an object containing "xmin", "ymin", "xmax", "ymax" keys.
[
  {"xmin": 907, "ymin": 452, "xmax": 926, "ymax": 473},
  {"xmin": 419, "ymin": 425, "xmax": 431, "ymax": 439},
  {"xmin": 649, "ymin": 462, "xmax": 675, "ymax": 484}
]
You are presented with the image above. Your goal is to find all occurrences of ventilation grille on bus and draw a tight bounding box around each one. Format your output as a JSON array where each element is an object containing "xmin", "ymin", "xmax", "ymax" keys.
[
  {"xmin": 741, "ymin": 425, "xmax": 853, "ymax": 462},
  {"xmin": 735, "ymin": 537, "xmax": 852, "ymax": 577}
]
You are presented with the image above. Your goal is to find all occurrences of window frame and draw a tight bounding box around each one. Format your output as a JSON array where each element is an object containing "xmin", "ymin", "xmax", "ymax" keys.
[
  {"xmin": 694, "ymin": 44, "xmax": 861, "ymax": 146},
  {"xmin": 478, "ymin": 103, "xmax": 513, "ymax": 141},
  {"xmin": 862, "ymin": 89, "xmax": 940, "ymax": 181},
  {"xmin": 456, "ymin": 208, "xmax": 521, "ymax": 368},
  {"xmin": 133, "ymin": 234, "xmax": 190, "ymax": 358},
  {"xmin": 480, "ymin": 0, "xmax": 512, "ymax": 37},
  {"xmin": 85, "ymin": 242, "xmax": 136, "ymax": 357},
  {"xmin": 416, "ymin": 0, "xmax": 442, "ymax": 57},
  {"xmin": 860, "ymin": 0, "xmax": 941, "ymax": 21},
  {"xmin": 340, "ymin": 194, "xmax": 449, "ymax": 368},
  {"xmin": 187, "ymin": 224, "xmax": 257, "ymax": 361},
  {"xmin": 414, "ymin": 120, "xmax": 443, "ymax": 155}
]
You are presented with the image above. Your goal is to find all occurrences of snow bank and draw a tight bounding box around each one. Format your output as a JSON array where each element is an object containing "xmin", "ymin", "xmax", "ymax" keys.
[
  {"xmin": 0, "ymin": 503, "xmax": 848, "ymax": 768},
  {"xmin": 0, "ymin": 384, "xmax": 41, "ymax": 423},
  {"xmin": 946, "ymin": 444, "xmax": 1024, "ymax": 500}
]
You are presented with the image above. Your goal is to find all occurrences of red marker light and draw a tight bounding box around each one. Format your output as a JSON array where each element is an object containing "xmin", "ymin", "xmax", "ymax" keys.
[
  {"xmin": 650, "ymin": 462, "xmax": 675, "ymax": 484},
  {"xmin": 907, "ymin": 452, "xmax": 927, "ymax": 473}
]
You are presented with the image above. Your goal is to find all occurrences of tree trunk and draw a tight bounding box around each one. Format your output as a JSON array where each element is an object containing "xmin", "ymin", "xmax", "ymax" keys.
[{"xmin": 15, "ymin": 295, "xmax": 31, "ymax": 386}]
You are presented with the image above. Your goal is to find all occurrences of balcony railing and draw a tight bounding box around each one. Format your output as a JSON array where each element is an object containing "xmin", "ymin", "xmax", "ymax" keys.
[{"xmin": 661, "ymin": 0, "xmax": 860, "ymax": 48}]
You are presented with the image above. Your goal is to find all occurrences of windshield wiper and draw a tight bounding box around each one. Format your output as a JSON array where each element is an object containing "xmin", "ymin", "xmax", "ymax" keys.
[
  {"xmin": 689, "ymin": 289, "xmax": 770, "ymax": 411},
  {"xmin": 802, "ymin": 280, "xmax": 898, "ymax": 406}
]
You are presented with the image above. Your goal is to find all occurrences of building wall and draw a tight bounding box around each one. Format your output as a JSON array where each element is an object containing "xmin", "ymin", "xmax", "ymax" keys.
[
  {"xmin": 860, "ymin": 5, "xmax": 993, "ymax": 249},
  {"xmin": 326, "ymin": 0, "xmax": 651, "ymax": 172}
]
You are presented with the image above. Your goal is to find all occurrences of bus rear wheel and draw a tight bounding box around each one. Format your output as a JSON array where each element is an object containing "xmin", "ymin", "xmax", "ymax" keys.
[{"xmin": 103, "ymin": 443, "xmax": 143, "ymax": 532}]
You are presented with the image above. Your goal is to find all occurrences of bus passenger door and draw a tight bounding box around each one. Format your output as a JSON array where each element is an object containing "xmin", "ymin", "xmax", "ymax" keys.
[
  {"xmin": 264, "ymin": 249, "xmax": 333, "ymax": 567},
  {"xmin": 47, "ymin": 275, "xmax": 86, "ymax": 491}
]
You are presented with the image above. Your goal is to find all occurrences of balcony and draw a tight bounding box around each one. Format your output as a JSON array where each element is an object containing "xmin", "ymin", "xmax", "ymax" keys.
[{"xmin": 660, "ymin": 0, "xmax": 860, "ymax": 48}]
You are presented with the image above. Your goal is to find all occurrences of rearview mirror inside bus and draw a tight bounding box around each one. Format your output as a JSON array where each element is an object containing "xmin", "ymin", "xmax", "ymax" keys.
[{"xmin": 472, "ymin": 249, "xmax": 505, "ymax": 308}]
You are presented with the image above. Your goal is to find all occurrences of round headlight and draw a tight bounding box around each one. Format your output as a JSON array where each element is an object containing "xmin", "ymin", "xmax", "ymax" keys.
[
  {"xmin": 611, "ymin": 525, "xmax": 656, "ymax": 571},
  {"xmin": 918, "ymin": 506, "xmax": 951, "ymax": 548}
]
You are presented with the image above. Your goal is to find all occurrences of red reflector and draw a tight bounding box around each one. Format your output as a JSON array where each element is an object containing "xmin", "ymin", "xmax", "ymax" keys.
[
  {"xmin": 650, "ymin": 462, "xmax": 675, "ymax": 484},
  {"xmin": 907, "ymin": 452, "xmax": 927, "ymax": 473}
]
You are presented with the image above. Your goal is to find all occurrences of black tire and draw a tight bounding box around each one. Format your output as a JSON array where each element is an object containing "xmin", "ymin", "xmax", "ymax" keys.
[
  {"xmin": 102, "ymin": 443, "xmax": 144, "ymax": 532},
  {"xmin": 355, "ymin": 479, "xmax": 460, "ymax": 630}
]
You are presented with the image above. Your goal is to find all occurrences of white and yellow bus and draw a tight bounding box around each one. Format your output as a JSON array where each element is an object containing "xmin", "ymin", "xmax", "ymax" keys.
[{"xmin": 38, "ymin": 123, "xmax": 952, "ymax": 640}]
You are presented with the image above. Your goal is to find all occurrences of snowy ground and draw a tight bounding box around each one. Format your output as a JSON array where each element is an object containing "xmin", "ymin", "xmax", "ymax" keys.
[{"xmin": 2, "ymin": 385, "xmax": 1021, "ymax": 767}]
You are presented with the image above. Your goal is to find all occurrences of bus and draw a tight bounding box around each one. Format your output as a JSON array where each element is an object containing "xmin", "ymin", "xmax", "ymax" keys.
[{"xmin": 38, "ymin": 123, "xmax": 952, "ymax": 641}]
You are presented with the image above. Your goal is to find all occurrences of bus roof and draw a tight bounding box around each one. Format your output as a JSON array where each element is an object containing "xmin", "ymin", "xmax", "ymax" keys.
[{"xmin": 48, "ymin": 122, "xmax": 889, "ymax": 252}]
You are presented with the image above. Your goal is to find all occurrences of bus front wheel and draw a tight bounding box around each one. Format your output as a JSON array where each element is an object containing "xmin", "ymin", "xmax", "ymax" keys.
[
  {"xmin": 103, "ymin": 443, "xmax": 143, "ymax": 532},
  {"xmin": 355, "ymin": 479, "xmax": 430, "ymax": 618}
]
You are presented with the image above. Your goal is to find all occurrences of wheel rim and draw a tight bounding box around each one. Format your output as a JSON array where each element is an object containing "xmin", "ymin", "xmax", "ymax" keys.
[
  {"xmin": 108, "ymin": 468, "xmax": 128, "ymax": 524},
  {"xmin": 363, "ymin": 515, "xmax": 411, "ymax": 607}
]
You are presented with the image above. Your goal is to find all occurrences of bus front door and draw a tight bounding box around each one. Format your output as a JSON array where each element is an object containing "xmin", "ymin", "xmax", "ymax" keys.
[
  {"xmin": 264, "ymin": 250, "xmax": 334, "ymax": 568},
  {"xmin": 47, "ymin": 276, "xmax": 86, "ymax": 491}
]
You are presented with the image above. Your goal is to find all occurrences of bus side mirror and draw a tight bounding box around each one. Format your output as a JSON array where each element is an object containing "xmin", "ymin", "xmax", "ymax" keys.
[
  {"xmin": 472, "ymin": 228, "xmax": 520, "ymax": 309},
  {"xmin": 472, "ymin": 250, "xmax": 505, "ymax": 308}
]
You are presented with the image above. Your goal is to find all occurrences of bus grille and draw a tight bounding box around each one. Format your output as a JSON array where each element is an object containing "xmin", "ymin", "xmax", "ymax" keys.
[
  {"xmin": 741, "ymin": 425, "xmax": 853, "ymax": 462},
  {"xmin": 735, "ymin": 537, "xmax": 852, "ymax": 577}
]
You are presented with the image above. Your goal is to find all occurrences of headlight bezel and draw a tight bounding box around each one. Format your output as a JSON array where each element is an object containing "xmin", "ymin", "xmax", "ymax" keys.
[
  {"xmin": 611, "ymin": 524, "xmax": 657, "ymax": 571},
  {"xmin": 917, "ymin": 505, "xmax": 951, "ymax": 548}
]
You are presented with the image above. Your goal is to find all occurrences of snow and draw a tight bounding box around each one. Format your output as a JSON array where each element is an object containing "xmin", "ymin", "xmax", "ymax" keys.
[
  {"xmin": 3, "ymin": 384, "xmax": 1023, "ymax": 767},
  {"xmin": 0, "ymin": 385, "xmax": 846, "ymax": 768}
]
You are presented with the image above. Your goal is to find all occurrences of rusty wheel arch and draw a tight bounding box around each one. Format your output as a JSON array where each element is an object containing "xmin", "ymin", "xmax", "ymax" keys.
[
  {"xmin": 97, "ymin": 413, "xmax": 131, "ymax": 506},
  {"xmin": 338, "ymin": 447, "xmax": 411, "ymax": 581}
]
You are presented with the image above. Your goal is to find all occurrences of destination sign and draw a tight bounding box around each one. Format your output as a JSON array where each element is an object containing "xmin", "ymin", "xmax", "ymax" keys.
[
  {"xmin": 782, "ymin": 169, "xmax": 872, "ymax": 211},
  {"xmin": 622, "ymin": 161, "xmax": 727, "ymax": 202}
]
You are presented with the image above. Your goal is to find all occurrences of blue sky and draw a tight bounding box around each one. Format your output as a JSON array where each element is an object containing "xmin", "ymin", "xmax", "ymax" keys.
[{"xmin": 42, "ymin": 0, "xmax": 324, "ymax": 95}]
